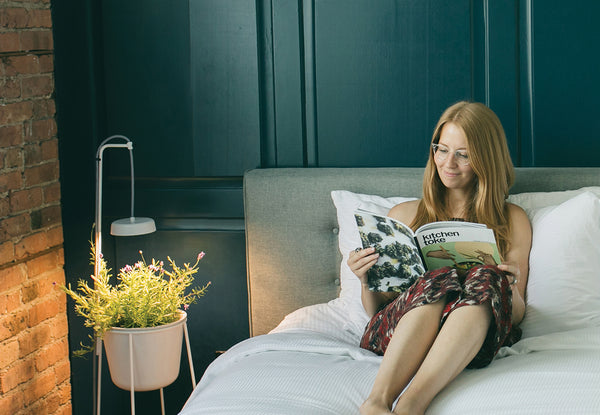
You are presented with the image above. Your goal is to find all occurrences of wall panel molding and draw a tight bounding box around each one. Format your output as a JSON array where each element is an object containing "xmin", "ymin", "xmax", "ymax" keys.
[
  {"xmin": 256, "ymin": 0, "xmax": 277, "ymax": 167},
  {"xmin": 272, "ymin": 0, "xmax": 306, "ymax": 166},
  {"xmin": 518, "ymin": 0, "xmax": 534, "ymax": 166},
  {"xmin": 301, "ymin": 0, "xmax": 318, "ymax": 166}
]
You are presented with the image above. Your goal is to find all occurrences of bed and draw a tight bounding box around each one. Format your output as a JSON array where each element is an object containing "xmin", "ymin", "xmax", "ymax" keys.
[{"xmin": 180, "ymin": 167, "xmax": 600, "ymax": 415}]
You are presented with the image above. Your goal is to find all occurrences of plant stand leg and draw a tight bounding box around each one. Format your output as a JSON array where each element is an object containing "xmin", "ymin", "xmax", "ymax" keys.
[
  {"xmin": 96, "ymin": 338, "xmax": 103, "ymax": 415},
  {"xmin": 183, "ymin": 323, "xmax": 196, "ymax": 388},
  {"xmin": 129, "ymin": 333, "xmax": 135, "ymax": 415},
  {"xmin": 160, "ymin": 388, "xmax": 166, "ymax": 415}
]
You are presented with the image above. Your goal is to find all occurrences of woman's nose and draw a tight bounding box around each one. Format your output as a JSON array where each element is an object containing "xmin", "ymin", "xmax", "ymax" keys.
[{"xmin": 445, "ymin": 152, "xmax": 459, "ymax": 166}]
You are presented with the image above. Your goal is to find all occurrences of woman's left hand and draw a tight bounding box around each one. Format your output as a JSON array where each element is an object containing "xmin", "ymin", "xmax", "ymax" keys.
[
  {"xmin": 498, "ymin": 261, "xmax": 526, "ymax": 325},
  {"xmin": 498, "ymin": 263, "xmax": 520, "ymax": 286}
]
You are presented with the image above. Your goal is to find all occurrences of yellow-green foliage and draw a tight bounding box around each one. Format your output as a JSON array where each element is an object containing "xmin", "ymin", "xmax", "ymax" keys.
[{"xmin": 62, "ymin": 244, "xmax": 210, "ymax": 356}]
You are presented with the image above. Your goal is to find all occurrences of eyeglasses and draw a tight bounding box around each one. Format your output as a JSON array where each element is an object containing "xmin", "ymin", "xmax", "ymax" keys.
[{"xmin": 431, "ymin": 143, "xmax": 470, "ymax": 166}]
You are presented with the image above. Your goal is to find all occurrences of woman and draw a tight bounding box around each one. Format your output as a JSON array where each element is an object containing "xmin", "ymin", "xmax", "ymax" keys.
[{"xmin": 348, "ymin": 101, "xmax": 531, "ymax": 415}]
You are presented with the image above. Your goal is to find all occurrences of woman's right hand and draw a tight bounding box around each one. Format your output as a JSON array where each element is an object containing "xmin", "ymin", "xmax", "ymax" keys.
[{"xmin": 347, "ymin": 246, "xmax": 379, "ymax": 285}]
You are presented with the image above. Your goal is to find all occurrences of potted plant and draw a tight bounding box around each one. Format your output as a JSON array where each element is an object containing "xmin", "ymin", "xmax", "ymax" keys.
[{"xmin": 61, "ymin": 244, "xmax": 210, "ymax": 391}]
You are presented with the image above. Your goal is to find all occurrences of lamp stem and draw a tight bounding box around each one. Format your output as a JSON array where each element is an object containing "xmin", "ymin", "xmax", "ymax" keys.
[{"xmin": 128, "ymin": 145, "xmax": 135, "ymax": 219}]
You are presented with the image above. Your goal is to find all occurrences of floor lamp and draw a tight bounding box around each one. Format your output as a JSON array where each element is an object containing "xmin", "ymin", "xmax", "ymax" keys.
[{"xmin": 93, "ymin": 135, "xmax": 156, "ymax": 415}]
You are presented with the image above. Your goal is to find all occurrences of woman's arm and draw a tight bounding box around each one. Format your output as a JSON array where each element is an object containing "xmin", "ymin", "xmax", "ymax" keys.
[{"xmin": 497, "ymin": 203, "xmax": 532, "ymax": 325}]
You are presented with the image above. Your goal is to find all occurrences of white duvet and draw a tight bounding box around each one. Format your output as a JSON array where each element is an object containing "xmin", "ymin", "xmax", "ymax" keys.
[{"xmin": 180, "ymin": 299, "xmax": 600, "ymax": 415}]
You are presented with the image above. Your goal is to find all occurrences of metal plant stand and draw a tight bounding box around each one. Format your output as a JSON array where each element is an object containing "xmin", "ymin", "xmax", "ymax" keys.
[{"xmin": 96, "ymin": 322, "xmax": 196, "ymax": 415}]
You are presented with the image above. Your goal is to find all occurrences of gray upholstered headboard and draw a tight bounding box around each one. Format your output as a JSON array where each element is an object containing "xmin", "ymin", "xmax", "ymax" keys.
[{"xmin": 243, "ymin": 167, "xmax": 600, "ymax": 336}]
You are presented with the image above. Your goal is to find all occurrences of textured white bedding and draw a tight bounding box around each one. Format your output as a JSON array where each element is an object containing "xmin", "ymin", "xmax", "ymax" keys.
[
  {"xmin": 428, "ymin": 327, "xmax": 600, "ymax": 414},
  {"xmin": 179, "ymin": 300, "xmax": 600, "ymax": 415}
]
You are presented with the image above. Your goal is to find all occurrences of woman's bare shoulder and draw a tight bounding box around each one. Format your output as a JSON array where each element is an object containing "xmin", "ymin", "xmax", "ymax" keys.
[
  {"xmin": 388, "ymin": 199, "xmax": 420, "ymax": 224},
  {"xmin": 506, "ymin": 202, "xmax": 530, "ymax": 224},
  {"xmin": 506, "ymin": 202, "xmax": 532, "ymax": 239}
]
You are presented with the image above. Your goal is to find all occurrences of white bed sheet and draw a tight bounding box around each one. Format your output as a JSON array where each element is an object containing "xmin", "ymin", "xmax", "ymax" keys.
[{"xmin": 180, "ymin": 301, "xmax": 600, "ymax": 415}]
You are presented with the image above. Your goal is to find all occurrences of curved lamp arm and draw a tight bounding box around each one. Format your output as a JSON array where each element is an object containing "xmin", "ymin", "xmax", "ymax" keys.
[
  {"xmin": 94, "ymin": 135, "xmax": 156, "ymax": 273},
  {"xmin": 95, "ymin": 135, "xmax": 132, "ymax": 273}
]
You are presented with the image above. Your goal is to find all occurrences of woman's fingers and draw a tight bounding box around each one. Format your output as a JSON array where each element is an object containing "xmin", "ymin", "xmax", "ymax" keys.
[
  {"xmin": 355, "ymin": 255, "xmax": 379, "ymax": 273},
  {"xmin": 348, "ymin": 247, "xmax": 379, "ymax": 278},
  {"xmin": 348, "ymin": 247, "xmax": 377, "ymax": 264},
  {"xmin": 498, "ymin": 262, "xmax": 518, "ymax": 276},
  {"xmin": 498, "ymin": 262, "xmax": 519, "ymax": 285}
]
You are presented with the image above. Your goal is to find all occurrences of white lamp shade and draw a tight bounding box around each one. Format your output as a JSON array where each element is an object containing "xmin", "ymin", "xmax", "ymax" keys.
[{"xmin": 110, "ymin": 217, "xmax": 156, "ymax": 236}]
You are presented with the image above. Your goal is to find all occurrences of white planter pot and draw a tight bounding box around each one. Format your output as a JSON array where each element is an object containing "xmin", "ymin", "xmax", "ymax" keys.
[{"xmin": 103, "ymin": 311, "xmax": 186, "ymax": 391}]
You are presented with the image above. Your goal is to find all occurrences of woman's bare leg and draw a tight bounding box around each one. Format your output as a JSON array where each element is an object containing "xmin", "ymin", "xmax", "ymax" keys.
[
  {"xmin": 360, "ymin": 300, "xmax": 446, "ymax": 415},
  {"xmin": 392, "ymin": 303, "xmax": 492, "ymax": 415}
]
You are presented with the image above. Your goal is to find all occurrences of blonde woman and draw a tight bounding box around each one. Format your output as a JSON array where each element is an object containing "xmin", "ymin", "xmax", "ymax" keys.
[{"xmin": 348, "ymin": 101, "xmax": 531, "ymax": 415}]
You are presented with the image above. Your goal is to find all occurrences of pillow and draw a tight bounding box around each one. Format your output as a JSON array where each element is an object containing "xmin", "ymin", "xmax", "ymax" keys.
[
  {"xmin": 508, "ymin": 186, "xmax": 600, "ymax": 218},
  {"xmin": 331, "ymin": 190, "xmax": 415, "ymax": 334},
  {"xmin": 519, "ymin": 191, "xmax": 600, "ymax": 338}
]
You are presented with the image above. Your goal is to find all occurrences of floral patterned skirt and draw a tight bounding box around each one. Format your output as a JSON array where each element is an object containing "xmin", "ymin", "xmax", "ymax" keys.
[{"xmin": 359, "ymin": 265, "xmax": 521, "ymax": 368}]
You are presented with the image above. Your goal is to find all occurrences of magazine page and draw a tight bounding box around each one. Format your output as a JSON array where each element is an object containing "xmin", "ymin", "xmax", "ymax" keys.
[
  {"xmin": 354, "ymin": 209, "xmax": 424, "ymax": 292},
  {"xmin": 415, "ymin": 223, "xmax": 501, "ymax": 273}
]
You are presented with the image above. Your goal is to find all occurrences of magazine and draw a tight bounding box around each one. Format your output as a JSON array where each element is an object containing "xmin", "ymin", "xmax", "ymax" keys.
[{"xmin": 353, "ymin": 208, "xmax": 501, "ymax": 292}]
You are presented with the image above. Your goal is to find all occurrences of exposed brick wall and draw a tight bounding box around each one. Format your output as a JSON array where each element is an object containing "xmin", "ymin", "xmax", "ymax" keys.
[{"xmin": 0, "ymin": 0, "xmax": 72, "ymax": 414}]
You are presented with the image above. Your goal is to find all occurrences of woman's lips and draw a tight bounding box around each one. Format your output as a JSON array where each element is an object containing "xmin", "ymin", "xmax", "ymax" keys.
[{"xmin": 443, "ymin": 171, "xmax": 460, "ymax": 178}]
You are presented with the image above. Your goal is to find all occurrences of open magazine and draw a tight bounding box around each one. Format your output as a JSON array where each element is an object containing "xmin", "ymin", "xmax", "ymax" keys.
[{"xmin": 354, "ymin": 208, "xmax": 501, "ymax": 292}]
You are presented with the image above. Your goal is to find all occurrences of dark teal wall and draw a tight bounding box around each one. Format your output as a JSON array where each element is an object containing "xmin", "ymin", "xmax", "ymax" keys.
[
  {"xmin": 313, "ymin": 1, "xmax": 473, "ymax": 167},
  {"xmin": 52, "ymin": 1, "xmax": 600, "ymax": 414},
  {"xmin": 524, "ymin": 1, "xmax": 600, "ymax": 166},
  {"xmin": 100, "ymin": 0, "xmax": 263, "ymax": 177},
  {"xmin": 101, "ymin": 1, "xmax": 195, "ymax": 177}
]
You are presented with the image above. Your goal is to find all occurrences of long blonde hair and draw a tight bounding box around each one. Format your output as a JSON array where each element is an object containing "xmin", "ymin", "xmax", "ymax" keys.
[{"xmin": 411, "ymin": 101, "xmax": 515, "ymax": 258}]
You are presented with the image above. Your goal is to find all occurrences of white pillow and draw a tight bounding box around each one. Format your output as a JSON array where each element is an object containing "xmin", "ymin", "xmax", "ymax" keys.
[
  {"xmin": 519, "ymin": 191, "xmax": 600, "ymax": 338},
  {"xmin": 508, "ymin": 186, "xmax": 600, "ymax": 217},
  {"xmin": 330, "ymin": 190, "xmax": 415, "ymax": 334}
]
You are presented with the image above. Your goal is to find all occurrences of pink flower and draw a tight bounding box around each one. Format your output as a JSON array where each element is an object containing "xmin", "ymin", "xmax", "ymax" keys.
[
  {"xmin": 197, "ymin": 252, "xmax": 206, "ymax": 261},
  {"xmin": 134, "ymin": 261, "xmax": 143, "ymax": 269},
  {"xmin": 183, "ymin": 304, "xmax": 189, "ymax": 311},
  {"xmin": 121, "ymin": 264, "xmax": 133, "ymax": 273}
]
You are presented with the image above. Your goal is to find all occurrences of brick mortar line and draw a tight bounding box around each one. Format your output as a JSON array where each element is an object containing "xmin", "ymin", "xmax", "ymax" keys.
[
  {"xmin": 0, "ymin": 243, "xmax": 63, "ymax": 271},
  {"xmin": 0, "ymin": 2, "xmax": 51, "ymax": 8},
  {"xmin": 0, "ymin": 50, "xmax": 53, "ymax": 59}
]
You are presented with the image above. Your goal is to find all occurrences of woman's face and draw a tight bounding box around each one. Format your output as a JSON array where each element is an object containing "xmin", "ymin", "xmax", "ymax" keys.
[{"xmin": 434, "ymin": 122, "xmax": 475, "ymax": 192}]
